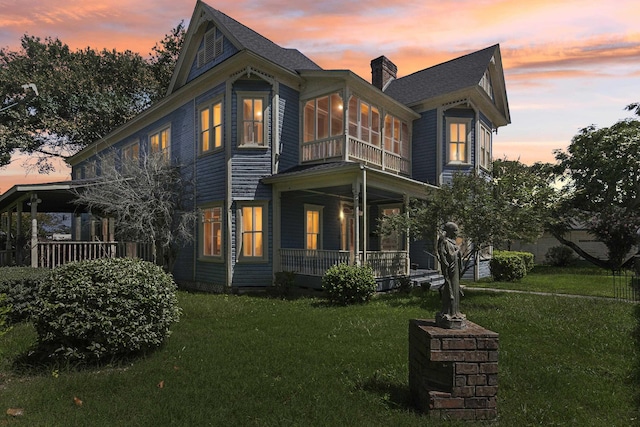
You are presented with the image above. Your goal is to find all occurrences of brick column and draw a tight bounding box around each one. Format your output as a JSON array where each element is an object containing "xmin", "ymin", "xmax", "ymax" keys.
[{"xmin": 409, "ymin": 319, "xmax": 499, "ymax": 421}]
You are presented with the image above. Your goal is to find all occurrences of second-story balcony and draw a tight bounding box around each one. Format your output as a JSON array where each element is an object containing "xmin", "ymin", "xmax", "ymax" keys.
[{"xmin": 301, "ymin": 135, "xmax": 411, "ymax": 176}]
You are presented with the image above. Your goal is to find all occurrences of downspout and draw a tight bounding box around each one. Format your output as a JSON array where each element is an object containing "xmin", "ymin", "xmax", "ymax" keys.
[
  {"xmin": 225, "ymin": 81, "xmax": 233, "ymax": 290},
  {"xmin": 192, "ymin": 97, "xmax": 197, "ymax": 285}
]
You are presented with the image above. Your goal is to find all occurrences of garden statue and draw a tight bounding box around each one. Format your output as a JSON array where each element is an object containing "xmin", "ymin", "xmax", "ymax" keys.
[{"xmin": 436, "ymin": 222, "xmax": 466, "ymax": 329}]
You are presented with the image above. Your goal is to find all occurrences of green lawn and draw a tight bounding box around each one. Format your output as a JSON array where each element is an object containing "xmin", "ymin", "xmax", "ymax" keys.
[
  {"xmin": 466, "ymin": 265, "xmax": 627, "ymax": 298},
  {"xmin": 1, "ymin": 286, "xmax": 638, "ymax": 426}
]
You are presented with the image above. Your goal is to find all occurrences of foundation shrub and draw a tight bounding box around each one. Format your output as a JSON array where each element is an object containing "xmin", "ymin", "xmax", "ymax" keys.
[
  {"xmin": 322, "ymin": 263, "xmax": 376, "ymax": 305},
  {"xmin": 33, "ymin": 258, "xmax": 181, "ymax": 362},
  {"xmin": 0, "ymin": 267, "xmax": 49, "ymax": 324},
  {"xmin": 490, "ymin": 251, "xmax": 527, "ymax": 282}
]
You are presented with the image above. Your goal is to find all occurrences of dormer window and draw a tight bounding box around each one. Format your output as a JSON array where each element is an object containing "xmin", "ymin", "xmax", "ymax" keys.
[{"xmin": 197, "ymin": 27, "xmax": 223, "ymax": 67}]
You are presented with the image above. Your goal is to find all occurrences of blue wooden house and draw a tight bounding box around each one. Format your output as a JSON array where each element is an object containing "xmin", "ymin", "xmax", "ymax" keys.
[{"xmin": 62, "ymin": 1, "xmax": 510, "ymax": 291}]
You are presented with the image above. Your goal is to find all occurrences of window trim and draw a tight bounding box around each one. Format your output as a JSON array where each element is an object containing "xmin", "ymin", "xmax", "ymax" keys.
[
  {"xmin": 198, "ymin": 97, "xmax": 224, "ymax": 155},
  {"xmin": 479, "ymin": 124, "xmax": 492, "ymax": 170},
  {"xmin": 304, "ymin": 204, "xmax": 324, "ymax": 250},
  {"xmin": 237, "ymin": 201, "xmax": 269, "ymax": 262},
  {"xmin": 149, "ymin": 125, "xmax": 171, "ymax": 161},
  {"xmin": 199, "ymin": 203, "xmax": 224, "ymax": 262},
  {"xmin": 445, "ymin": 117, "xmax": 472, "ymax": 165},
  {"xmin": 237, "ymin": 91, "xmax": 268, "ymax": 149}
]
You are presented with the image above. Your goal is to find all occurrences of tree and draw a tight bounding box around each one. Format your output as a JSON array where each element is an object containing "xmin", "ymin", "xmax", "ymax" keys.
[
  {"xmin": 0, "ymin": 25, "xmax": 186, "ymax": 173},
  {"xmin": 72, "ymin": 152, "xmax": 196, "ymax": 271},
  {"xmin": 553, "ymin": 117, "xmax": 640, "ymax": 270},
  {"xmin": 380, "ymin": 163, "xmax": 553, "ymax": 275}
]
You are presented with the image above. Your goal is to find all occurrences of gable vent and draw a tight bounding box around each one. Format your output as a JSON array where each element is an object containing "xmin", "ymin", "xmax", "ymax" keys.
[{"xmin": 197, "ymin": 27, "xmax": 223, "ymax": 68}]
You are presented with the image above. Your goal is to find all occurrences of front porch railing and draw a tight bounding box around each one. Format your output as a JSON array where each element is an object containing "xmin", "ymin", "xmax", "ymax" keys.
[
  {"xmin": 279, "ymin": 248, "xmax": 408, "ymax": 278},
  {"xmin": 36, "ymin": 241, "xmax": 154, "ymax": 269}
]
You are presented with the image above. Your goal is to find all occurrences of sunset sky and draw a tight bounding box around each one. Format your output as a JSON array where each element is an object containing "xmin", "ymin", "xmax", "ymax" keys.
[{"xmin": 1, "ymin": 0, "xmax": 639, "ymax": 192}]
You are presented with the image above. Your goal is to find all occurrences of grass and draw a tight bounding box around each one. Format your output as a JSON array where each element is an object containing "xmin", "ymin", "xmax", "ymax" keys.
[
  {"xmin": 0, "ymin": 279, "xmax": 639, "ymax": 425},
  {"xmin": 466, "ymin": 264, "xmax": 623, "ymax": 298}
]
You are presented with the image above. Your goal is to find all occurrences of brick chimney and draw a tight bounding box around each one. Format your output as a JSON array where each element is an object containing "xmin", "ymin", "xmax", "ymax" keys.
[{"xmin": 371, "ymin": 56, "xmax": 397, "ymax": 90}]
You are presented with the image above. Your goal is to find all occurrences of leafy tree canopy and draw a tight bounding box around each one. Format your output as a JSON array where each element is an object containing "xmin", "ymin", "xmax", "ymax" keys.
[
  {"xmin": 553, "ymin": 114, "xmax": 640, "ymax": 270},
  {"xmin": 0, "ymin": 24, "xmax": 185, "ymax": 173}
]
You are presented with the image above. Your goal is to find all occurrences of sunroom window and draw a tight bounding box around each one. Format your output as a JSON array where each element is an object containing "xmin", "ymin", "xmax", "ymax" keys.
[
  {"xmin": 348, "ymin": 96, "xmax": 380, "ymax": 146},
  {"xmin": 384, "ymin": 114, "xmax": 409, "ymax": 156},
  {"xmin": 303, "ymin": 92, "xmax": 343, "ymax": 142}
]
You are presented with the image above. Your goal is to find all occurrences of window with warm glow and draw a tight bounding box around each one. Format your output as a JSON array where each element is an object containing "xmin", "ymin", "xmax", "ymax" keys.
[
  {"xmin": 122, "ymin": 141, "xmax": 139, "ymax": 162},
  {"xmin": 240, "ymin": 96, "xmax": 265, "ymax": 146},
  {"xmin": 150, "ymin": 126, "xmax": 170, "ymax": 161},
  {"xmin": 241, "ymin": 205, "xmax": 264, "ymax": 258},
  {"xmin": 202, "ymin": 206, "xmax": 223, "ymax": 257},
  {"xmin": 348, "ymin": 96, "xmax": 380, "ymax": 146},
  {"xmin": 303, "ymin": 92, "xmax": 344, "ymax": 142},
  {"xmin": 305, "ymin": 205, "xmax": 323, "ymax": 250},
  {"xmin": 384, "ymin": 114, "xmax": 408, "ymax": 155},
  {"xmin": 447, "ymin": 119, "xmax": 470, "ymax": 163},
  {"xmin": 200, "ymin": 100, "xmax": 223, "ymax": 152}
]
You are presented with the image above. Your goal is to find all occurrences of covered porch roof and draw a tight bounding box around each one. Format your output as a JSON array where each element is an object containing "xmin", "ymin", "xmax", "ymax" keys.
[{"xmin": 0, "ymin": 180, "xmax": 93, "ymax": 214}]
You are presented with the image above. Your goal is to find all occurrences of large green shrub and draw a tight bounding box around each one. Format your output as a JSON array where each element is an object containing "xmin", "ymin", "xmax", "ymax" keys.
[
  {"xmin": 545, "ymin": 245, "xmax": 577, "ymax": 267},
  {"xmin": 0, "ymin": 294, "xmax": 9, "ymax": 338},
  {"xmin": 322, "ymin": 263, "xmax": 377, "ymax": 305},
  {"xmin": 0, "ymin": 267, "xmax": 49, "ymax": 324},
  {"xmin": 34, "ymin": 258, "xmax": 181, "ymax": 361},
  {"xmin": 490, "ymin": 251, "xmax": 527, "ymax": 282},
  {"xmin": 510, "ymin": 251, "xmax": 535, "ymax": 273}
]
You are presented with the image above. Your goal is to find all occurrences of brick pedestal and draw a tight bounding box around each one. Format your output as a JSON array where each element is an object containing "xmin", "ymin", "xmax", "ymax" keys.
[{"xmin": 409, "ymin": 319, "xmax": 499, "ymax": 421}]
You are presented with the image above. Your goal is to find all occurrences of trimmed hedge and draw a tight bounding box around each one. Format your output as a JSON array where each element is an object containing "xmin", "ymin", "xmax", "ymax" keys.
[
  {"xmin": 322, "ymin": 263, "xmax": 376, "ymax": 305},
  {"xmin": 33, "ymin": 258, "xmax": 181, "ymax": 362},
  {"xmin": 510, "ymin": 251, "xmax": 535, "ymax": 273},
  {"xmin": 491, "ymin": 251, "xmax": 528, "ymax": 282},
  {"xmin": 0, "ymin": 267, "xmax": 49, "ymax": 324}
]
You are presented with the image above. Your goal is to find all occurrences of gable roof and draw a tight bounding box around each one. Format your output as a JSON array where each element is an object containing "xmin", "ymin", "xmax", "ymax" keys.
[
  {"xmin": 384, "ymin": 45, "xmax": 499, "ymax": 106},
  {"xmin": 201, "ymin": 2, "xmax": 321, "ymax": 72},
  {"xmin": 168, "ymin": 1, "xmax": 320, "ymax": 93}
]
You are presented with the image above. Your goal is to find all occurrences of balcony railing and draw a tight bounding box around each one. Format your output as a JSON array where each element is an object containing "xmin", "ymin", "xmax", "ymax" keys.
[
  {"xmin": 301, "ymin": 135, "xmax": 410, "ymax": 175},
  {"xmin": 279, "ymin": 248, "xmax": 408, "ymax": 278}
]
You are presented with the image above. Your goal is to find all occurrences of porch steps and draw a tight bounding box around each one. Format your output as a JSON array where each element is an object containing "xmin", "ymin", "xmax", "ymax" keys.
[{"xmin": 410, "ymin": 269, "xmax": 445, "ymax": 291}]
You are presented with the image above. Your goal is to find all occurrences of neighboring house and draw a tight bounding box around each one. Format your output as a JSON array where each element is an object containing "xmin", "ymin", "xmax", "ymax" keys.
[{"xmin": 0, "ymin": 1, "xmax": 510, "ymax": 290}]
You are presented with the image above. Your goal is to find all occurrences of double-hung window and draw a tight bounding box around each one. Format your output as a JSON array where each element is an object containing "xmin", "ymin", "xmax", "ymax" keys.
[
  {"xmin": 304, "ymin": 205, "xmax": 323, "ymax": 250},
  {"xmin": 202, "ymin": 206, "xmax": 223, "ymax": 258},
  {"xmin": 200, "ymin": 100, "xmax": 223, "ymax": 153},
  {"xmin": 238, "ymin": 93, "xmax": 267, "ymax": 147},
  {"xmin": 238, "ymin": 202, "xmax": 268, "ymax": 260},
  {"xmin": 150, "ymin": 126, "xmax": 171, "ymax": 161},
  {"xmin": 480, "ymin": 124, "xmax": 492, "ymax": 169},
  {"xmin": 446, "ymin": 118, "xmax": 471, "ymax": 164}
]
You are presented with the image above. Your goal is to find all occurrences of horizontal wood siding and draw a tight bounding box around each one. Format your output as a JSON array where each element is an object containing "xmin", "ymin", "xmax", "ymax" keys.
[
  {"xmin": 280, "ymin": 192, "xmax": 304, "ymax": 249},
  {"xmin": 411, "ymin": 110, "xmax": 438, "ymax": 185},
  {"xmin": 277, "ymin": 84, "xmax": 300, "ymax": 171}
]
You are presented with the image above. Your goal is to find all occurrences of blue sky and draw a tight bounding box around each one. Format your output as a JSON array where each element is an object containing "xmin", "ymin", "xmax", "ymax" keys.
[{"xmin": 1, "ymin": 0, "xmax": 639, "ymax": 191}]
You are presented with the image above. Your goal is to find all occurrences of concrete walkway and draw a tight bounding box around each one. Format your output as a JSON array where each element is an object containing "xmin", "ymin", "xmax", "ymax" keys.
[{"xmin": 464, "ymin": 286, "xmax": 639, "ymax": 303}]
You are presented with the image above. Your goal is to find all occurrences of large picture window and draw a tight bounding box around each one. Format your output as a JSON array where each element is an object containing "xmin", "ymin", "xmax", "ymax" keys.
[
  {"xmin": 200, "ymin": 100, "xmax": 223, "ymax": 153},
  {"xmin": 202, "ymin": 206, "xmax": 223, "ymax": 257}
]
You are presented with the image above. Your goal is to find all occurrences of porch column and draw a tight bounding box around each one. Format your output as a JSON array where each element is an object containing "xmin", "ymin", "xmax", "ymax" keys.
[
  {"xmin": 404, "ymin": 194, "xmax": 411, "ymax": 276},
  {"xmin": 352, "ymin": 181, "xmax": 360, "ymax": 266},
  {"xmin": 29, "ymin": 193, "xmax": 41, "ymax": 268},
  {"xmin": 15, "ymin": 201, "xmax": 23, "ymax": 264},
  {"xmin": 362, "ymin": 167, "xmax": 367, "ymax": 266}
]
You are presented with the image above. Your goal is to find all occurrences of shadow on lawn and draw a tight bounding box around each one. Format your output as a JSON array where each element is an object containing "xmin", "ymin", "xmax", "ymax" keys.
[{"xmin": 356, "ymin": 372, "xmax": 416, "ymax": 412}]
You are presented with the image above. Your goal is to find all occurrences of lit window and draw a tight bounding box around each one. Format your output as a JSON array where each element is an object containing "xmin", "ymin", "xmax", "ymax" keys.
[
  {"xmin": 348, "ymin": 96, "xmax": 380, "ymax": 146},
  {"xmin": 122, "ymin": 141, "xmax": 139, "ymax": 162},
  {"xmin": 202, "ymin": 206, "xmax": 223, "ymax": 257},
  {"xmin": 240, "ymin": 97, "xmax": 264, "ymax": 146},
  {"xmin": 150, "ymin": 127, "xmax": 170, "ymax": 161},
  {"xmin": 305, "ymin": 205, "xmax": 323, "ymax": 250},
  {"xmin": 302, "ymin": 92, "xmax": 344, "ymax": 143},
  {"xmin": 384, "ymin": 114, "xmax": 408, "ymax": 155},
  {"xmin": 447, "ymin": 120, "xmax": 470, "ymax": 163},
  {"xmin": 241, "ymin": 205, "xmax": 264, "ymax": 258},
  {"xmin": 200, "ymin": 100, "xmax": 223, "ymax": 152}
]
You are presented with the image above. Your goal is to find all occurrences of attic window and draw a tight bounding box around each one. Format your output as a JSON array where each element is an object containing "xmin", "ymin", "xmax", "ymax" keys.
[
  {"xmin": 479, "ymin": 69, "xmax": 493, "ymax": 100},
  {"xmin": 197, "ymin": 27, "xmax": 223, "ymax": 67}
]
